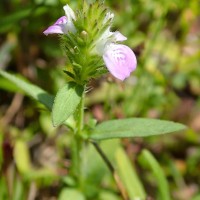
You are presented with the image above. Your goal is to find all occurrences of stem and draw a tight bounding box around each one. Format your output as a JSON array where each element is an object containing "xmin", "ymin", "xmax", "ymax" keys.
[
  {"xmin": 92, "ymin": 141, "xmax": 129, "ymax": 200},
  {"xmin": 72, "ymin": 88, "xmax": 128, "ymax": 199},
  {"xmin": 73, "ymin": 89, "xmax": 85, "ymax": 183},
  {"xmin": 77, "ymin": 91, "xmax": 85, "ymax": 135}
]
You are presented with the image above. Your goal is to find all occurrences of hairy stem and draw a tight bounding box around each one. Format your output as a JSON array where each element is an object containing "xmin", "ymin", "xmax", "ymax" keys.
[{"xmin": 92, "ymin": 141, "xmax": 129, "ymax": 200}]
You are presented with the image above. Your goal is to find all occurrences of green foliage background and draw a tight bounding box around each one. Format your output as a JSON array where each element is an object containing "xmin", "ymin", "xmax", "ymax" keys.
[{"xmin": 0, "ymin": 0, "xmax": 199, "ymax": 199}]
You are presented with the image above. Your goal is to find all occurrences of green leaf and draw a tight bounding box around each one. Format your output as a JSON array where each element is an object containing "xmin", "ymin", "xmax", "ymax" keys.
[
  {"xmin": 90, "ymin": 118, "xmax": 186, "ymax": 140},
  {"xmin": 59, "ymin": 189, "xmax": 85, "ymax": 200},
  {"xmin": 52, "ymin": 82, "xmax": 84, "ymax": 126},
  {"xmin": 14, "ymin": 140, "xmax": 31, "ymax": 174},
  {"xmin": 139, "ymin": 150, "xmax": 171, "ymax": 200},
  {"xmin": 0, "ymin": 70, "xmax": 54, "ymax": 110},
  {"xmin": 115, "ymin": 148, "xmax": 146, "ymax": 200}
]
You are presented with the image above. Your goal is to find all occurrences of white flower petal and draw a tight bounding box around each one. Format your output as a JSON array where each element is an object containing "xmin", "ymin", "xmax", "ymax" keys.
[
  {"xmin": 63, "ymin": 4, "xmax": 76, "ymax": 21},
  {"xmin": 94, "ymin": 28, "xmax": 127, "ymax": 55}
]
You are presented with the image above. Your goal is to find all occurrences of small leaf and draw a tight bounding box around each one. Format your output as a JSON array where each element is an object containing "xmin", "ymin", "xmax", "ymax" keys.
[
  {"xmin": 0, "ymin": 70, "xmax": 54, "ymax": 110},
  {"xmin": 90, "ymin": 118, "xmax": 186, "ymax": 140},
  {"xmin": 139, "ymin": 150, "xmax": 171, "ymax": 200},
  {"xmin": 63, "ymin": 70, "xmax": 75, "ymax": 79},
  {"xmin": 59, "ymin": 189, "xmax": 85, "ymax": 200},
  {"xmin": 115, "ymin": 148, "xmax": 146, "ymax": 200},
  {"xmin": 52, "ymin": 82, "xmax": 84, "ymax": 126}
]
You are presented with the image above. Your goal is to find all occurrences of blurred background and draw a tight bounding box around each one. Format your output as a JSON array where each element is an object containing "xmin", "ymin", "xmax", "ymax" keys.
[{"xmin": 0, "ymin": 0, "xmax": 200, "ymax": 199}]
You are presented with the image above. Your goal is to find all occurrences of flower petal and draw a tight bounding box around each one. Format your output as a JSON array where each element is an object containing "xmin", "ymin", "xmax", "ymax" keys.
[
  {"xmin": 103, "ymin": 12, "xmax": 114, "ymax": 24},
  {"xmin": 63, "ymin": 4, "xmax": 76, "ymax": 21},
  {"xmin": 95, "ymin": 29, "xmax": 127, "ymax": 55},
  {"xmin": 43, "ymin": 16, "xmax": 67, "ymax": 35},
  {"xmin": 113, "ymin": 31, "xmax": 127, "ymax": 41},
  {"xmin": 103, "ymin": 44, "xmax": 137, "ymax": 80}
]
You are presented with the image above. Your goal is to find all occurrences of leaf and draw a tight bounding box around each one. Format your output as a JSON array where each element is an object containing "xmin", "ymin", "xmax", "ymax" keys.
[
  {"xmin": 115, "ymin": 148, "xmax": 146, "ymax": 200},
  {"xmin": 52, "ymin": 82, "xmax": 84, "ymax": 126},
  {"xmin": 0, "ymin": 70, "xmax": 54, "ymax": 110},
  {"xmin": 90, "ymin": 118, "xmax": 186, "ymax": 140},
  {"xmin": 139, "ymin": 149, "xmax": 171, "ymax": 200},
  {"xmin": 14, "ymin": 140, "xmax": 31, "ymax": 174},
  {"xmin": 59, "ymin": 189, "xmax": 85, "ymax": 200}
]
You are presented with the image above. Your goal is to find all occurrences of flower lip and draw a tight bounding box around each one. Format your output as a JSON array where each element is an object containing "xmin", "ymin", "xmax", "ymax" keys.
[
  {"xmin": 43, "ymin": 16, "xmax": 68, "ymax": 35},
  {"xmin": 103, "ymin": 43, "xmax": 137, "ymax": 80}
]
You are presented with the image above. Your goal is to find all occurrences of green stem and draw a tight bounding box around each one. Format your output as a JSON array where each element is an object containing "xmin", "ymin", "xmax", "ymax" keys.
[
  {"xmin": 72, "ymin": 88, "xmax": 85, "ymax": 184},
  {"xmin": 77, "ymin": 91, "xmax": 85, "ymax": 136}
]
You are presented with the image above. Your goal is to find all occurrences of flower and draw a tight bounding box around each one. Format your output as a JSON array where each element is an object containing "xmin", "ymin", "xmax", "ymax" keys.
[
  {"xmin": 43, "ymin": 5, "xmax": 76, "ymax": 35},
  {"xmin": 95, "ymin": 28, "xmax": 137, "ymax": 80},
  {"xmin": 43, "ymin": 4, "xmax": 137, "ymax": 81}
]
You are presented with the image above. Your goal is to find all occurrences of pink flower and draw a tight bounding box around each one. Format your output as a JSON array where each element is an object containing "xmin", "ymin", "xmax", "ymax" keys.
[
  {"xmin": 43, "ymin": 16, "xmax": 68, "ymax": 35},
  {"xmin": 43, "ymin": 5, "xmax": 76, "ymax": 35},
  {"xmin": 96, "ymin": 29, "xmax": 137, "ymax": 81},
  {"xmin": 103, "ymin": 43, "xmax": 137, "ymax": 80}
]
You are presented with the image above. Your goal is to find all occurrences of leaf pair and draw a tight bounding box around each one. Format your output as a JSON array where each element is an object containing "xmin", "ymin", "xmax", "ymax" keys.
[{"xmin": 0, "ymin": 70, "xmax": 186, "ymax": 137}]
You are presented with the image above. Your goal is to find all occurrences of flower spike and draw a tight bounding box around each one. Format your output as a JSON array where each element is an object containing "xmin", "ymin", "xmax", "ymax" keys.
[{"xmin": 43, "ymin": 2, "xmax": 137, "ymax": 82}]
